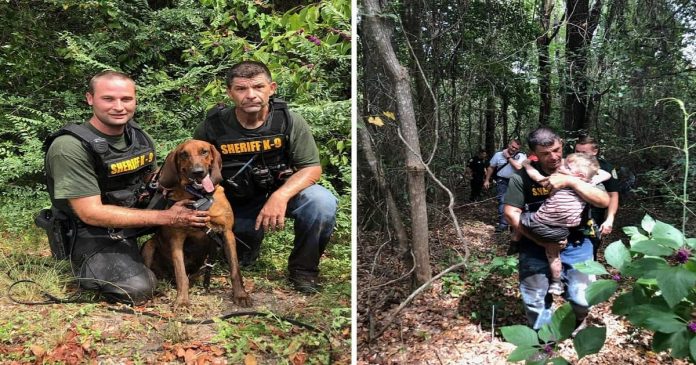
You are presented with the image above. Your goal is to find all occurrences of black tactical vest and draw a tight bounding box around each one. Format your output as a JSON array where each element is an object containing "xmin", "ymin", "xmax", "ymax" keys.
[
  {"xmin": 44, "ymin": 121, "xmax": 156, "ymax": 218},
  {"xmin": 202, "ymin": 98, "xmax": 293, "ymax": 198}
]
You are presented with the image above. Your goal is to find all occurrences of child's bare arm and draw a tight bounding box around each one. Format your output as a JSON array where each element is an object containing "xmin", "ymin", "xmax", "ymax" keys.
[
  {"xmin": 591, "ymin": 169, "xmax": 611, "ymax": 184},
  {"xmin": 522, "ymin": 159, "xmax": 545, "ymax": 183}
]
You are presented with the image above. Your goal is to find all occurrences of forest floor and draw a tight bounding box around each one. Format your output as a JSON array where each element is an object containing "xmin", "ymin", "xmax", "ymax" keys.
[
  {"xmin": 0, "ymin": 226, "xmax": 351, "ymax": 365},
  {"xmin": 357, "ymin": 189, "xmax": 691, "ymax": 364}
]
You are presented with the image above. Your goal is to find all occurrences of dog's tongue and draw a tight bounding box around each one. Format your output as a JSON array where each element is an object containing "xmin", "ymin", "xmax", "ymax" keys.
[{"xmin": 202, "ymin": 175, "xmax": 215, "ymax": 193}]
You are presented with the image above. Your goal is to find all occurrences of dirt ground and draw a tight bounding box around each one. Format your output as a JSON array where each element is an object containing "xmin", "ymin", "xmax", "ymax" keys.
[
  {"xmin": 357, "ymin": 191, "xmax": 692, "ymax": 364},
  {"xmin": 0, "ymin": 237, "xmax": 350, "ymax": 364}
]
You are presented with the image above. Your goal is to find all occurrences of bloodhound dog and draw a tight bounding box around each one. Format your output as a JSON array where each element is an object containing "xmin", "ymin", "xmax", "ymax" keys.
[{"xmin": 141, "ymin": 139, "xmax": 251, "ymax": 308}]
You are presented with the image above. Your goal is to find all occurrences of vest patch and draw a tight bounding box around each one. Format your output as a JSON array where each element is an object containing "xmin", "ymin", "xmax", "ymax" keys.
[
  {"xmin": 109, "ymin": 151, "xmax": 155, "ymax": 176},
  {"xmin": 531, "ymin": 186, "xmax": 551, "ymax": 197},
  {"xmin": 219, "ymin": 137, "xmax": 284, "ymax": 155}
]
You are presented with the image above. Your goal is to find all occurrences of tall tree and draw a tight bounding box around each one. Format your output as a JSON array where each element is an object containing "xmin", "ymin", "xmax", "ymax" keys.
[
  {"xmin": 563, "ymin": 0, "xmax": 603, "ymax": 131},
  {"xmin": 363, "ymin": 0, "xmax": 432, "ymax": 286}
]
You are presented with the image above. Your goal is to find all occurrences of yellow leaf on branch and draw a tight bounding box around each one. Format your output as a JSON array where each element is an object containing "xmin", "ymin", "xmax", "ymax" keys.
[{"xmin": 368, "ymin": 116, "xmax": 384, "ymax": 127}]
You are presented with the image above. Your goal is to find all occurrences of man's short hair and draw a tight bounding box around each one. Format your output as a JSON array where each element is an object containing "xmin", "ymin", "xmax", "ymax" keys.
[
  {"xmin": 576, "ymin": 135, "xmax": 600, "ymax": 152},
  {"xmin": 566, "ymin": 152, "xmax": 600, "ymax": 180},
  {"xmin": 527, "ymin": 127, "xmax": 562, "ymax": 151},
  {"xmin": 226, "ymin": 61, "xmax": 272, "ymax": 87},
  {"xmin": 508, "ymin": 138, "xmax": 521, "ymax": 146},
  {"xmin": 88, "ymin": 71, "xmax": 134, "ymax": 94}
]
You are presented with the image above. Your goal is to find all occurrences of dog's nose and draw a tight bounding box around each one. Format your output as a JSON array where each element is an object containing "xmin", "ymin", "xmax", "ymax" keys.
[{"xmin": 191, "ymin": 166, "xmax": 206, "ymax": 177}]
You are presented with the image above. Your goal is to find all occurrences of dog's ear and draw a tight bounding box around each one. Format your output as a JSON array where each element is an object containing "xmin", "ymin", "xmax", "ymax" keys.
[
  {"xmin": 158, "ymin": 149, "xmax": 180, "ymax": 189},
  {"xmin": 209, "ymin": 143, "xmax": 223, "ymax": 186}
]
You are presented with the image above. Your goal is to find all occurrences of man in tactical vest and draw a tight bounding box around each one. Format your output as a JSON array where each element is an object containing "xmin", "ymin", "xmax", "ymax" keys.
[
  {"xmin": 503, "ymin": 127, "xmax": 609, "ymax": 333},
  {"xmin": 574, "ymin": 135, "xmax": 620, "ymax": 259},
  {"xmin": 193, "ymin": 61, "xmax": 338, "ymax": 294},
  {"xmin": 40, "ymin": 71, "xmax": 210, "ymax": 304}
]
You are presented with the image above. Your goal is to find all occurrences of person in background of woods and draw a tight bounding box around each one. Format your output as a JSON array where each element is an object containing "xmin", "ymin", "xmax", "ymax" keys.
[
  {"xmin": 484, "ymin": 139, "xmax": 527, "ymax": 232},
  {"xmin": 466, "ymin": 148, "xmax": 488, "ymax": 201},
  {"xmin": 574, "ymin": 135, "xmax": 620, "ymax": 259}
]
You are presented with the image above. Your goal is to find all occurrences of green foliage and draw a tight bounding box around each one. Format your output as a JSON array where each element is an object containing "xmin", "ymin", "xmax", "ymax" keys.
[
  {"xmin": 571, "ymin": 215, "xmax": 696, "ymax": 362},
  {"xmin": 501, "ymin": 303, "xmax": 605, "ymax": 363},
  {"xmin": 0, "ymin": 0, "xmax": 350, "ymax": 240}
]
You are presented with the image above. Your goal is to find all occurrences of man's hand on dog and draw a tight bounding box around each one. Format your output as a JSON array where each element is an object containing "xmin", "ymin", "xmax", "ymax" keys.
[
  {"xmin": 255, "ymin": 193, "xmax": 288, "ymax": 232},
  {"xmin": 165, "ymin": 200, "xmax": 210, "ymax": 228}
]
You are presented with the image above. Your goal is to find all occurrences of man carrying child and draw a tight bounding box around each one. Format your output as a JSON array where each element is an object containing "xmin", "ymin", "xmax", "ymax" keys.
[{"xmin": 503, "ymin": 127, "xmax": 609, "ymax": 330}]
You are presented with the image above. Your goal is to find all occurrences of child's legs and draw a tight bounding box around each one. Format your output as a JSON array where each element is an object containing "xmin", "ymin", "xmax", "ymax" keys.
[{"xmin": 545, "ymin": 245, "xmax": 562, "ymax": 281}]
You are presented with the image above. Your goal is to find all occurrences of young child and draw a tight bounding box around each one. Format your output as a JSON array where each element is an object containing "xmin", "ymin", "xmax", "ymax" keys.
[{"xmin": 512, "ymin": 153, "xmax": 610, "ymax": 295}]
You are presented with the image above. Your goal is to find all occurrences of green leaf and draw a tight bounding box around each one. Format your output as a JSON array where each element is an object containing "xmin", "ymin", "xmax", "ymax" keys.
[
  {"xmin": 604, "ymin": 240, "xmax": 631, "ymax": 272},
  {"xmin": 550, "ymin": 358, "xmax": 570, "ymax": 365},
  {"xmin": 507, "ymin": 345, "xmax": 539, "ymax": 362},
  {"xmin": 501, "ymin": 325, "xmax": 539, "ymax": 347},
  {"xmin": 611, "ymin": 292, "xmax": 635, "ymax": 315},
  {"xmin": 686, "ymin": 238, "xmax": 696, "ymax": 249},
  {"xmin": 628, "ymin": 304, "xmax": 685, "ymax": 333},
  {"xmin": 572, "ymin": 260, "xmax": 609, "ymax": 275},
  {"xmin": 641, "ymin": 215, "xmax": 656, "ymax": 233},
  {"xmin": 652, "ymin": 220, "xmax": 684, "ymax": 248},
  {"xmin": 624, "ymin": 257, "xmax": 668, "ymax": 278},
  {"xmin": 623, "ymin": 225, "xmax": 643, "ymax": 237},
  {"xmin": 550, "ymin": 303, "xmax": 576, "ymax": 340},
  {"xmin": 656, "ymin": 266, "xmax": 696, "ymax": 308},
  {"xmin": 538, "ymin": 324, "xmax": 557, "ymax": 343},
  {"xmin": 689, "ymin": 336, "xmax": 696, "ymax": 362},
  {"xmin": 669, "ymin": 328, "xmax": 691, "ymax": 359},
  {"xmin": 585, "ymin": 280, "xmax": 618, "ymax": 306},
  {"xmin": 631, "ymin": 240, "xmax": 674, "ymax": 257},
  {"xmin": 573, "ymin": 326, "xmax": 606, "ymax": 359}
]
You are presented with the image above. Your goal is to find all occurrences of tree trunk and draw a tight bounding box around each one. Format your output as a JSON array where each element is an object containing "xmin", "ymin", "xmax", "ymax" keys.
[
  {"xmin": 563, "ymin": 0, "xmax": 602, "ymax": 132},
  {"xmin": 357, "ymin": 125, "xmax": 412, "ymax": 261},
  {"xmin": 485, "ymin": 94, "xmax": 496, "ymax": 152},
  {"xmin": 537, "ymin": 0, "xmax": 556, "ymax": 126},
  {"xmin": 501, "ymin": 93, "xmax": 509, "ymax": 143},
  {"xmin": 363, "ymin": 0, "xmax": 432, "ymax": 286}
]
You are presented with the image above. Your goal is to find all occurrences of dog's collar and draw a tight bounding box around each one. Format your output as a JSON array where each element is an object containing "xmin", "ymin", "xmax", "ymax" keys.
[{"xmin": 184, "ymin": 184, "xmax": 214, "ymax": 211}]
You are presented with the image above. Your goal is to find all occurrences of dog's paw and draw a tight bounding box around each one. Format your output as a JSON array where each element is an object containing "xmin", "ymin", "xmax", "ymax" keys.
[
  {"xmin": 233, "ymin": 293, "xmax": 253, "ymax": 307},
  {"xmin": 173, "ymin": 298, "xmax": 191, "ymax": 309}
]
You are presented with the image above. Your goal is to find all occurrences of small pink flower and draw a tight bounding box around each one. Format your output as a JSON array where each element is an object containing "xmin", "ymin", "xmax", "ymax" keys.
[{"xmin": 612, "ymin": 274, "xmax": 621, "ymax": 282}]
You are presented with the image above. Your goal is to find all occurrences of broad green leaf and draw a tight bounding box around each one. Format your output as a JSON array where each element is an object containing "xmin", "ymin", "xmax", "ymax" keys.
[
  {"xmin": 652, "ymin": 220, "xmax": 684, "ymax": 248},
  {"xmin": 686, "ymin": 238, "xmax": 696, "ymax": 249},
  {"xmin": 573, "ymin": 326, "xmax": 606, "ymax": 359},
  {"xmin": 650, "ymin": 237, "xmax": 682, "ymax": 250},
  {"xmin": 653, "ymin": 331, "xmax": 672, "ymax": 352},
  {"xmin": 550, "ymin": 358, "xmax": 570, "ymax": 365},
  {"xmin": 538, "ymin": 324, "xmax": 557, "ymax": 343},
  {"xmin": 623, "ymin": 225, "xmax": 642, "ymax": 237},
  {"xmin": 689, "ymin": 336, "xmax": 696, "ymax": 362},
  {"xmin": 641, "ymin": 215, "xmax": 656, "ymax": 233},
  {"xmin": 604, "ymin": 240, "xmax": 631, "ymax": 272},
  {"xmin": 507, "ymin": 345, "xmax": 539, "ymax": 362},
  {"xmin": 631, "ymin": 240, "xmax": 674, "ymax": 257},
  {"xmin": 628, "ymin": 304, "xmax": 685, "ymax": 333},
  {"xmin": 611, "ymin": 292, "xmax": 635, "ymax": 315},
  {"xmin": 501, "ymin": 325, "xmax": 538, "ymax": 347},
  {"xmin": 585, "ymin": 280, "xmax": 618, "ymax": 306},
  {"xmin": 656, "ymin": 266, "xmax": 696, "ymax": 308},
  {"xmin": 572, "ymin": 260, "xmax": 609, "ymax": 275},
  {"xmin": 669, "ymin": 328, "xmax": 691, "ymax": 359},
  {"xmin": 624, "ymin": 257, "xmax": 668, "ymax": 278},
  {"xmin": 550, "ymin": 303, "xmax": 576, "ymax": 340}
]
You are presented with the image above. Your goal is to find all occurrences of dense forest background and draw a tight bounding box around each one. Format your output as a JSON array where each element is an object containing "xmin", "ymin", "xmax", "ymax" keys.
[
  {"xmin": 0, "ymin": 0, "xmax": 351, "ymax": 363},
  {"xmin": 358, "ymin": 0, "xmax": 696, "ymax": 363}
]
